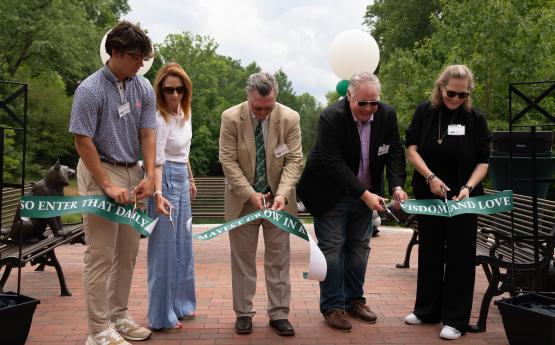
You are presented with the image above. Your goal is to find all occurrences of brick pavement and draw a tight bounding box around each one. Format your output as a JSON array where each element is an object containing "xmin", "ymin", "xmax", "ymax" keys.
[{"xmin": 4, "ymin": 225, "xmax": 509, "ymax": 345}]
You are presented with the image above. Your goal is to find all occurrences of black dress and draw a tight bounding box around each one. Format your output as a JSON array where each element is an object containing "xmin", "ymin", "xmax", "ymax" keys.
[{"xmin": 405, "ymin": 101, "xmax": 491, "ymax": 331}]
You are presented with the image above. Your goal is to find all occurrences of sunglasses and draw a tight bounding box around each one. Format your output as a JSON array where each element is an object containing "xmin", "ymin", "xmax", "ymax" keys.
[
  {"xmin": 162, "ymin": 86, "xmax": 186, "ymax": 94},
  {"xmin": 357, "ymin": 100, "xmax": 380, "ymax": 107},
  {"xmin": 445, "ymin": 89, "xmax": 469, "ymax": 99}
]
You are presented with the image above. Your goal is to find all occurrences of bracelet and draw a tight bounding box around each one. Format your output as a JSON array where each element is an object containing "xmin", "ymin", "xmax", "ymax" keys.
[
  {"xmin": 188, "ymin": 178, "xmax": 195, "ymax": 183},
  {"xmin": 461, "ymin": 185, "xmax": 473, "ymax": 192},
  {"xmin": 426, "ymin": 173, "xmax": 436, "ymax": 184},
  {"xmin": 152, "ymin": 190, "xmax": 163, "ymax": 198},
  {"xmin": 392, "ymin": 186, "xmax": 403, "ymax": 192}
]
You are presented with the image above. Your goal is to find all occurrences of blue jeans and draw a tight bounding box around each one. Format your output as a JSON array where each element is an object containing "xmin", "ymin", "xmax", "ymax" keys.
[
  {"xmin": 146, "ymin": 161, "xmax": 196, "ymax": 329},
  {"xmin": 314, "ymin": 196, "xmax": 372, "ymax": 314}
]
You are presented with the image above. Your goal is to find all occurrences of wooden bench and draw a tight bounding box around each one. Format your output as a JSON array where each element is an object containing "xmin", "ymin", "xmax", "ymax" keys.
[
  {"xmin": 192, "ymin": 176, "xmax": 311, "ymax": 219},
  {"xmin": 0, "ymin": 186, "xmax": 85, "ymax": 296},
  {"xmin": 394, "ymin": 189, "xmax": 555, "ymax": 332}
]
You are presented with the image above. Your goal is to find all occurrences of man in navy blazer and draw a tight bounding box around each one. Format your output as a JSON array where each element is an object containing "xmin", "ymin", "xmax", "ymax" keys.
[{"xmin": 297, "ymin": 72, "xmax": 407, "ymax": 331}]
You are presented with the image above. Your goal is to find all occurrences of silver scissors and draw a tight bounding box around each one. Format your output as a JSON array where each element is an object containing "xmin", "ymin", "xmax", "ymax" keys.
[
  {"xmin": 380, "ymin": 198, "xmax": 400, "ymax": 223},
  {"xmin": 262, "ymin": 194, "xmax": 268, "ymax": 209},
  {"xmin": 168, "ymin": 206, "xmax": 176, "ymax": 231},
  {"xmin": 441, "ymin": 185, "xmax": 452, "ymax": 217},
  {"xmin": 131, "ymin": 192, "xmax": 138, "ymax": 217}
]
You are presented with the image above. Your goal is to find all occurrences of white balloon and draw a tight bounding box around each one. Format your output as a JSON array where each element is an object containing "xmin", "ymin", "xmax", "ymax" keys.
[
  {"xmin": 329, "ymin": 30, "xmax": 380, "ymax": 80},
  {"xmin": 99, "ymin": 30, "xmax": 154, "ymax": 76},
  {"xmin": 372, "ymin": 210, "xmax": 382, "ymax": 228}
]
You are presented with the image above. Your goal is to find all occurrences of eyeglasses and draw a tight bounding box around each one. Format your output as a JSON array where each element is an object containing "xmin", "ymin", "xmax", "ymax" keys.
[
  {"xmin": 445, "ymin": 89, "xmax": 469, "ymax": 99},
  {"xmin": 357, "ymin": 100, "xmax": 380, "ymax": 107},
  {"xmin": 123, "ymin": 52, "xmax": 150, "ymax": 61},
  {"xmin": 162, "ymin": 86, "xmax": 186, "ymax": 94}
]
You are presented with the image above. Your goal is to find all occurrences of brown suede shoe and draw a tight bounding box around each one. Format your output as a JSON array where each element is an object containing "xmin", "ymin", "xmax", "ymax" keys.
[
  {"xmin": 346, "ymin": 302, "xmax": 377, "ymax": 323},
  {"xmin": 323, "ymin": 309, "xmax": 352, "ymax": 331}
]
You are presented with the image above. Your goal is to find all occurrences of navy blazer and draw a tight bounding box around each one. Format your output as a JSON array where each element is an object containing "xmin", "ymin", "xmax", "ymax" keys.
[{"xmin": 297, "ymin": 98, "xmax": 406, "ymax": 216}]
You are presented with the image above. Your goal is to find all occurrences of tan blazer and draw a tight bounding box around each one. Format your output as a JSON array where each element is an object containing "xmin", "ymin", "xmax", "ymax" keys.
[{"xmin": 219, "ymin": 101, "xmax": 303, "ymax": 221}]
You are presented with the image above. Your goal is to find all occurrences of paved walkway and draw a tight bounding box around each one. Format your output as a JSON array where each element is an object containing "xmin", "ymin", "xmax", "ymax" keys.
[{"xmin": 5, "ymin": 225, "xmax": 509, "ymax": 345}]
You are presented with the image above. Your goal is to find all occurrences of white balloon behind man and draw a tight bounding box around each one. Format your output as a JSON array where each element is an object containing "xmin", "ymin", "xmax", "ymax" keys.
[
  {"xmin": 329, "ymin": 29, "xmax": 380, "ymax": 80},
  {"xmin": 99, "ymin": 30, "xmax": 154, "ymax": 76}
]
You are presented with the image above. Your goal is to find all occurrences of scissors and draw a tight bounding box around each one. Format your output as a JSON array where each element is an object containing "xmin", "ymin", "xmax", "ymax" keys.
[
  {"xmin": 168, "ymin": 206, "xmax": 176, "ymax": 231},
  {"xmin": 262, "ymin": 194, "xmax": 268, "ymax": 210},
  {"xmin": 380, "ymin": 198, "xmax": 400, "ymax": 223},
  {"xmin": 131, "ymin": 192, "xmax": 138, "ymax": 217},
  {"xmin": 441, "ymin": 185, "xmax": 452, "ymax": 217}
]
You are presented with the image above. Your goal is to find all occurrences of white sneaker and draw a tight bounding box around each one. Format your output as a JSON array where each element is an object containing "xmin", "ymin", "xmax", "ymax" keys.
[
  {"xmin": 85, "ymin": 327, "xmax": 130, "ymax": 345},
  {"xmin": 111, "ymin": 316, "xmax": 151, "ymax": 341},
  {"xmin": 440, "ymin": 325, "xmax": 462, "ymax": 340},
  {"xmin": 404, "ymin": 312, "xmax": 423, "ymax": 325}
]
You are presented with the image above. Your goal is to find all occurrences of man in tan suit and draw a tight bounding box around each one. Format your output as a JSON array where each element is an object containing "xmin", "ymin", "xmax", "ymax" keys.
[{"xmin": 219, "ymin": 72, "xmax": 303, "ymax": 336}]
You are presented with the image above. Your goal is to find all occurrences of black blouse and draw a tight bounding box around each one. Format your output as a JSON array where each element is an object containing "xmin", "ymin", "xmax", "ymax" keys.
[{"xmin": 405, "ymin": 101, "xmax": 491, "ymax": 199}]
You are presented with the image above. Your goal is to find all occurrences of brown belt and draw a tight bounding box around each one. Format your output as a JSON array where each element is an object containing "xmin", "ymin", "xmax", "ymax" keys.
[{"xmin": 100, "ymin": 158, "xmax": 137, "ymax": 168}]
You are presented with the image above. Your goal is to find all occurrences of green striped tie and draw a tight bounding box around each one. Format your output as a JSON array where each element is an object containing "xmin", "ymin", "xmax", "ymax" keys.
[{"xmin": 254, "ymin": 120, "xmax": 267, "ymax": 192}]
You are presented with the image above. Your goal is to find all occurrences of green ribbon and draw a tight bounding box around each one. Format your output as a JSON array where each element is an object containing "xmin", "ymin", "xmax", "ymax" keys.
[
  {"xmin": 192, "ymin": 209, "xmax": 308, "ymax": 241},
  {"xmin": 20, "ymin": 195, "xmax": 157, "ymax": 237},
  {"xmin": 19, "ymin": 195, "xmax": 327, "ymax": 281},
  {"xmin": 191, "ymin": 209, "xmax": 326, "ymax": 280},
  {"xmin": 400, "ymin": 190, "xmax": 513, "ymax": 217}
]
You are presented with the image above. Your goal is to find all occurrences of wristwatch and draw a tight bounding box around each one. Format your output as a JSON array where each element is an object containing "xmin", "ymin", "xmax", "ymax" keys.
[{"xmin": 461, "ymin": 185, "xmax": 473, "ymax": 192}]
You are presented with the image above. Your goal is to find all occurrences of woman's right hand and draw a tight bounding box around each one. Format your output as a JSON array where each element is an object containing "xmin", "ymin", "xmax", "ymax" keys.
[
  {"xmin": 429, "ymin": 176, "xmax": 450, "ymax": 198},
  {"xmin": 155, "ymin": 194, "xmax": 172, "ymax": 216}
]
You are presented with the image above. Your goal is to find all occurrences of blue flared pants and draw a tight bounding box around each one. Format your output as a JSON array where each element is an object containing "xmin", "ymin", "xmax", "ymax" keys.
[{"xmin": 147, "ymin": 161, "xmax": 196, "ymax": 329}]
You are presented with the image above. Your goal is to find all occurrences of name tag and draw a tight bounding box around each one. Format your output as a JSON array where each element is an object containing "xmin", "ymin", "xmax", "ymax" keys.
[
  {"xmin": 448, "ymin": 124, "xmax": 465, "ymax": 136},
  {"xmin": 274, "ymin": 144, "xmax": 289, "ymax": 158},
  {"xmin": 118, "ymin": 103, "xmax": 131, "ymax": 117},
  {"xmin": 378, "ymin": 144, "xmax": 390, "ymax": 156}
]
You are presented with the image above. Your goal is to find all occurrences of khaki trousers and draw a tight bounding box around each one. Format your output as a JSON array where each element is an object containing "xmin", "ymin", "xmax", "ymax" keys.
[
  {"xmin": 228, "ymin": 202, "xmax": 291, "ymax": 320},
  {"xmin": 77, "ymin": 159, "xmax": 145, "ymax": 334}
]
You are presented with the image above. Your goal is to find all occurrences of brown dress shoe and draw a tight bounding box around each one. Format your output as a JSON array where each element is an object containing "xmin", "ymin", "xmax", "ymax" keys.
[
  {"xmin": 323, "ymin": 309, "xmax": 352, "ymax": 331},
  {"xmin": 346, "ymin": 302, "xmax": 377, "ymax": 323}
]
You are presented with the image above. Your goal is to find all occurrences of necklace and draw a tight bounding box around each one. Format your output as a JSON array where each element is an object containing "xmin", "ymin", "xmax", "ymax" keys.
[{"xmin": 437, "ymin": 109, "xmax": 458, "ymax": 144}]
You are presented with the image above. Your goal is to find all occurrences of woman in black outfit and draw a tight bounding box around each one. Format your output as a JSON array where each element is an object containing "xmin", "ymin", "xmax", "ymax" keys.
[{"xmin": 404, "ymin": 64, "xmax": 491, "ymax": 340}]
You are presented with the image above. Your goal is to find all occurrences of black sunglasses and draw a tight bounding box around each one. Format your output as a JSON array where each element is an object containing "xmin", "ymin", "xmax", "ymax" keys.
[
  {"xmin": 357, "ymin": 100, "xmax": 380, "ymax": 107},
  {"xmin": 162, "ymin": 86, "xmax": 186, "ymax": 94},
  {"xmin": 445, "ymin": 89, "xmax": 469, "ymax": 99}
]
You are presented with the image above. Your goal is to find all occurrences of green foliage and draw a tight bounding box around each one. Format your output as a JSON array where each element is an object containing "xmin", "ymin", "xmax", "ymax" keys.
[
  {"xmin": 297, "ymin": 93, "xmax": 322, "ymax": 155},
  {"xmin": 0, "ymin": 0, "xmax": 127, "ymax": 181},
  {"xmin": 22, "ymin": 68, "xmax": 75, "ymax": 168},
  {"xmin": 190, "ymin": 125, "xmax": 218, "ymax": 175},
  {"xmin": 364, "ymin": 0, "xmax": 440, "ymax": 60},
  {"xmin": 0, "ymin": 0, "xmax": 128, "ymax": 92},
  {"xmin": 325, "ymin": 91, "xmax": 341, "ymax": 106},
  {"xmin": 1, "ymin": 129, "xmax": 22, "ymax": 182}
]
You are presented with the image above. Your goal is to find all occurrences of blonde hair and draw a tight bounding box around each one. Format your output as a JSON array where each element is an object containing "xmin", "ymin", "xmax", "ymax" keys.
[
  {"xmin": 430, "ymin": 64, "xmax": 475, "ymax": 111},
  {"xmin": 154, "ymin": 62, "xmax": 192, "ymax": 122}
]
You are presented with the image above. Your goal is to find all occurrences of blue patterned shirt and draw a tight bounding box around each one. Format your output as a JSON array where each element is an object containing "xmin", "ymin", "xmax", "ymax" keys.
[{"xmin": 69, "ymin": 64, "xmax": 156, "ymax": 163}]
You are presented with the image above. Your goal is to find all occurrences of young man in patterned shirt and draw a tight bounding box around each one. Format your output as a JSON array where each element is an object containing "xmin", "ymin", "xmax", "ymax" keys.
[{"xmin": 69, "ymin": 21, "xmax": 156, "ymax": 345}]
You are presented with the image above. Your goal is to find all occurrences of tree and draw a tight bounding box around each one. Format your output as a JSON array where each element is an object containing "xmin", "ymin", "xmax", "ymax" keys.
[
  {"xmin": 296, "ymin": 93, "xmax": 322, "ymax": 154},
  {"xmin": 0, "ymin": 0, "xmax": 128, "ymax": 92},
  {"xmin": 363, "ymin": 0, "xmax": 440, "ymax": 60}
]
